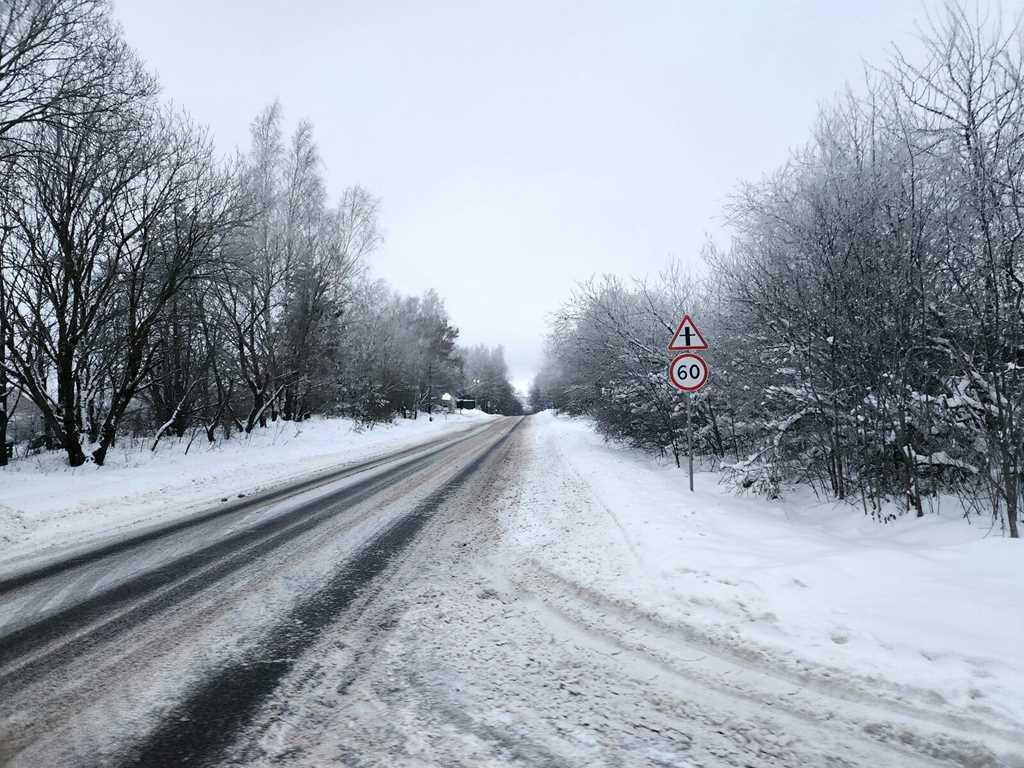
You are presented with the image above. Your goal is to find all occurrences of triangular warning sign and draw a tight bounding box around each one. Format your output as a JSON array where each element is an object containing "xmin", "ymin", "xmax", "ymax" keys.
[{"xmin": 667, "ymin": 314, "xmax": 708, "ymax": 351}]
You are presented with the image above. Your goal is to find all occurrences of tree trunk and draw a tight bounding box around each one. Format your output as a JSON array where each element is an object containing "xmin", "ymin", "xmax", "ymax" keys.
[
  {"xmin": 91, "ymin": 416, "xmax": 116, "ymax": 466},
  {"xmin": 244, "ymin": 381, "xmax": 265, "ymax": 433},
  {"xmin": 703, "ymin": 398, "xmax": 724, "ymax": 458},
  {"xmin": 0, "ymin": 382, "xmax": 7, "ymax": 468},
  {"xmin": 57, "ymin": 363, "xmax": 86, "ymax": 467},
  {"xmin": 87, "ymin": 396, "xmax": 101, "ymax": 443},
  {"xmin": 0, "ymin": 238, "xmax": 7, "ymax": 467},
  {"xmin": 0, "ymin": 322, "xmax": 7, "ymax": 469},
  {"xmin": 61, "ymin": 424, "xmax": 86, "ymax": 466},
  {"xmin": 1004, "ymin": 461, "xmax": 1019, "ymax": 539}
]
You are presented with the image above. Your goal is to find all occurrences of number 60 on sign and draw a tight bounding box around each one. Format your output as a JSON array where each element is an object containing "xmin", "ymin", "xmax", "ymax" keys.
[{"xmin": 669, "ymin": 352, "xmax": 709, "ymax": 393}]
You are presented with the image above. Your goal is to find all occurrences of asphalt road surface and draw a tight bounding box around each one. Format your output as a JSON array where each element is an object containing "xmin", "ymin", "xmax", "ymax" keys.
[
  {"xmin": 0, "ymin": 416, "xmax": 1013, "ymax": 767},
  {"xmin": 0, "ymin": 418, "xmax": 521, "ymax": 766}
]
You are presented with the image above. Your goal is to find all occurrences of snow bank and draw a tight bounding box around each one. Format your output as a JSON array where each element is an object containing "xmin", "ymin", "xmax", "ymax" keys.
[
  {"xmin": 0, "ymin": 410, "xmax": 495, "ymax": 568},
  {"xmin": 507, "ymin": 411, "xmax": 1024, "ymax": 732}
]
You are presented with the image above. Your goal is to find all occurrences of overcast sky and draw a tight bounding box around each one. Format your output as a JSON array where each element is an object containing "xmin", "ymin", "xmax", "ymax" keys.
[{"xmin": 113, "ymin": 1, "xmax": 950, "ymax": 392}]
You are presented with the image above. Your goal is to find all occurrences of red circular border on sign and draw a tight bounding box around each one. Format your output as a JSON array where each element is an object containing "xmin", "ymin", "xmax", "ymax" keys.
[{"xmin": 668, "ymin": 352, "xmax": 709, "ymax": 392}]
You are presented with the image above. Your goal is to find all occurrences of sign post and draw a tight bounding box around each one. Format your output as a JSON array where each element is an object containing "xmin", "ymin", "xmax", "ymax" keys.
[
  {"xmin": 686, "ymin": 390, "xmax": 693, "ymax": 492},
  {"xmin": 668, "ymin": 316, "xmax": 710, "ymax": 492}
]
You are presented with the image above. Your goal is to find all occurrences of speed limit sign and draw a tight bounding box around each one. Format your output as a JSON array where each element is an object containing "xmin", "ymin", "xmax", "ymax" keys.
[{"xmin": 669, "ymin": 353, "xmax": 709, "ymax": 393}]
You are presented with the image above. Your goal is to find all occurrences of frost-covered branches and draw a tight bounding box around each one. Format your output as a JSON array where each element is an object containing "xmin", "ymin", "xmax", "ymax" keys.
[
  {"xmin": 0, "ymin": 2, "xmax": 517, "ymax": 469},
  {"xmin": 535, "ymin": 2, "xmax": 1023, "ymax": 536}
]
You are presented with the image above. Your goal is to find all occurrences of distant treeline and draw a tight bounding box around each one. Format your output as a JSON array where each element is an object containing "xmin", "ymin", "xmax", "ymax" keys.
[
  {"xmin": 531, "ymin": 4, "xmax": 1023, "ymax": 537},
  {"xmin": 0, "ymin": 1, "xmax": 521, "ymax": 469}
]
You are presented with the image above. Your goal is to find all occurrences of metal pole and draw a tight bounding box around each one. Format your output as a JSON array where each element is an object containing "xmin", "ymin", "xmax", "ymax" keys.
[{"xmin": 686, "ymin": 393, "xmax": 694, "ymax": 492}]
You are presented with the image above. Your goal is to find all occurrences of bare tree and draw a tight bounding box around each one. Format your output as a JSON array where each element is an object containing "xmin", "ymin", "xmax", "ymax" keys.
[{"xmin": 536, "ymin": 3, "xmax": 1023, "ymax": 537}]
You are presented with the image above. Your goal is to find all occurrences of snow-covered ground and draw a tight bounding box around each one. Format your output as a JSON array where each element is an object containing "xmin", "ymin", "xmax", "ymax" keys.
[
  {"xmin": 506, "ymin": 411, "xmax": 1024, "ymax": 751},
  {"xmin": 218, "ymin": 412, "xmax": 1022, "ymax": 766},
  {"xmin": 8, "ymin": 411, "xmax": 1021, "ymax": 765},
  {"xmin": 0, "ymin": 410, "xmax": 495, "ymax": 569}
]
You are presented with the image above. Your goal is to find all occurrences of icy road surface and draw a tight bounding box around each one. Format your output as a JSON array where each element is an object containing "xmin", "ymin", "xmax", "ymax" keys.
[{"xmin": 1, "ymin": 414, "xmax": 1022, "ymax": 767}]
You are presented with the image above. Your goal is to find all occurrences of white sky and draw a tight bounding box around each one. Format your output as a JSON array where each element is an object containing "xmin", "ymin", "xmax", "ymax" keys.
[{"xmin": 113, "ymin": 0, "xmax": 958, "ymax": 392}]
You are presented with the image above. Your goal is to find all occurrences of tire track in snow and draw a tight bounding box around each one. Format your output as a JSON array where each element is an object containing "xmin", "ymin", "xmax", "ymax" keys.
[
  {"xmin": 115, "ymin": 418, "xmax": 523, "ymax": 768},
  {"xmin": 0, "ymin": 420, "xmax": 496, "ymax": 595},
  {"xmin": 514, "ymin": 558, "xmax": 1023, "ymax": 767}
]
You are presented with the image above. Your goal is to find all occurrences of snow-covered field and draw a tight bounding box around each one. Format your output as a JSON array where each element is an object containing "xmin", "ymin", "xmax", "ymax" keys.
[
  {"xmin": 506, "ymin": 411, "xmax": 1024, "ymax": 748},
  {"xmin": 0, "ymin": 410, "xmax": 495, "ymax": 570}
]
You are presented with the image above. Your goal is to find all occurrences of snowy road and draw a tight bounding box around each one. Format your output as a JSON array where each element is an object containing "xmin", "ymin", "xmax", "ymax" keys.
[
  {"xmin": 0, "ymin": 418, "xmax": 516, "ymax": 766},
  {"xmin": 1, "ymin": 415, "xmax": 1021, "ymax": 767}
]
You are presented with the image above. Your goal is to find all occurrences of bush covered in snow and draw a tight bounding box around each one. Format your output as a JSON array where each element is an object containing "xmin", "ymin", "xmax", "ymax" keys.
[{"xmin": 532, "ymin": 6, "xmax": 1023, "ymax": 538}]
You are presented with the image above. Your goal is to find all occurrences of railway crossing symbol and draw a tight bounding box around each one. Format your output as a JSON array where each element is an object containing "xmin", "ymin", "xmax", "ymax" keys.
[{"xmin": 667, "ymin": 313, "xmax": 708, "ymax": 351}]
